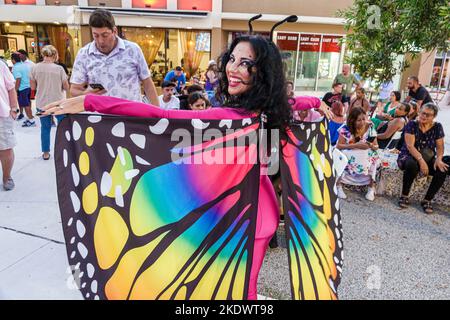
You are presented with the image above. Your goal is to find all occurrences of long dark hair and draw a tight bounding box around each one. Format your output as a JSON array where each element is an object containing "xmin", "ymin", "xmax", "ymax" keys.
[
  {"xmin": 347, "ymin": 107, "xmax": 367, "ymax": 139},
  {"xmin": 217, "ymin": 35, "xmax": 292, "ymax": 130}
]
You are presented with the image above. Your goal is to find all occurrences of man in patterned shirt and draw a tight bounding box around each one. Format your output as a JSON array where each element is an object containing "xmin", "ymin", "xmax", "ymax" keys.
[{"xmin": 70, "ymin": 9, "xmax": 159, "ymax": 106}]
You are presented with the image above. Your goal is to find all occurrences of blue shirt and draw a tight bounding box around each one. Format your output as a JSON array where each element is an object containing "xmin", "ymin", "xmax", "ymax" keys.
[
  {"xmin": 164, "ymin": 70, "xmax": 186, "ymax": 90},
  {"xmin": 12, "ymin": 62, "xmax": 31, "ymax": 91}
]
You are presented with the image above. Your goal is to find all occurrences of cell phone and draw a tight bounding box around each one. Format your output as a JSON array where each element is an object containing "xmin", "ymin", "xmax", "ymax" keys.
[
  {"xmin": 367, "ymin": 136, "xmax": 376, "ymax": 143},
  {"xmin": 89, "ymin": 83, "xmax": 105, "ymax": 91}
]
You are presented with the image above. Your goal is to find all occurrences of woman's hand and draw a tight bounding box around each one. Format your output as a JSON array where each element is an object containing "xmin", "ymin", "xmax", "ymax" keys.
[
  {"xmin": 419, "ymin": 160, "xmax": 429, "ymax": 176},
  {"xmin": 354, "ymin": 141, "xmax": 370, "ymax": 150},
  {"xmin": 41, "ymin": 96, "xmax": 86, "ymax": 116},
  {"xmin": 318, "ymin": 101, "xmax": 334, "ymax": 120},
  {"xmin": 434, "ymin": 159, "xmax": 449, "ymax": 173},
  {"xmin": 368, "ymin": 142, "xmax": 379, "ymax": 151}
]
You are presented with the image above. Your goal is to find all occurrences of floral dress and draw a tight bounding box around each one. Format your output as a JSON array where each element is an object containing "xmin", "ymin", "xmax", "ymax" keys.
[{"xmin": 338, "ymin": 124, "xmax": 381, "ymax": 186}]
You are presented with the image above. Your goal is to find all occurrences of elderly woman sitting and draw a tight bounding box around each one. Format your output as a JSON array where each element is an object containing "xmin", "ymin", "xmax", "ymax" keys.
[
  {"xmin": 336, "ymin": 107, "xmax": 380, "ymax": 201},
  {"xmin": 397, "ymin": 103, "xmax": 450, "ymax": 214}
]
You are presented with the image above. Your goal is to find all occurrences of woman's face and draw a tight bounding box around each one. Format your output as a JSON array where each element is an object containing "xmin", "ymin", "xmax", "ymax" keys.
[
  {"xmin": 355, "ymin": 114, "xmax": 367, "ymax": 129},
  {"xmin": 418, "ymin": 107, "xmax": 435, "ymax": 125},
  {"xmin": 390, "ymin": 92, "xmax": 396, "ymax": 102},
  {"xmin": 226, "ymin": 41, "xmax": 256, "ymax": 96},
  {"xmin": 395, "ymin": 105, "xmax": 407, "ymax": 117},
  {"xmin": 287, "ymin": 83, "xmax": 294, "ymax": 95},
  {"xmin": 190, "ymin": 98, "xmax": 207, "ymax": 110}
]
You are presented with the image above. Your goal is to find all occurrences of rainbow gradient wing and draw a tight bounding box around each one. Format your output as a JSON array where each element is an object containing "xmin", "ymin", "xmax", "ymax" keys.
[
  {"xmin": 280, "ymin": 120, "xmax": 343, "ymax": 300},
  {"xmin": 55, "ymin": 114, "xmax": 260, "ymax": 300}
]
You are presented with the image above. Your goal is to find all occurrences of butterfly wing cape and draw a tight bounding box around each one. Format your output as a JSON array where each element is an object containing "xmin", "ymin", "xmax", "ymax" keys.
[
  {"xmin": 55, "ymin": 114, "xmax": 343, "ymax": 300},
  {"xmin": 280, "ymin": 120, "xmax": 343, "ymax": 300},
  {"xmin": 55, "ymin": 114, "xmax": 261, "ymax": 300}
]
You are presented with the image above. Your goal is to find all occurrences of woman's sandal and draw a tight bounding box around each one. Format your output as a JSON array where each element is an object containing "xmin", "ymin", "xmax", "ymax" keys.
[
  {"xmin": 42, "ymin": 153, "xmax": 50, "ymax": 161},
  {"xmin": 420, "ymin": 200, "xmax": 434, "ymax": 214},
  {"xmin": 398, "ymin": 195, "xmax": 410, "ymax": 208}
]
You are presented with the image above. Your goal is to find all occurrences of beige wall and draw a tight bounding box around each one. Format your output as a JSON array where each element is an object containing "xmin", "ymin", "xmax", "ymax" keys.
[
  {"xmin": 211, "ymin": 27, "xmax": 228, "ymax": 62},
  {"xmin": 400, "ymin": 51, "xmax": 436, "ymax": 91},
  {"xmin": 80, "ymin": 25, "xmax": 92, "ymax": 47},
  {"xmin": 88, "ymin": 0, "xmax": 122, "ymax": 7},
  {"xmin": 45, "ymin": 0, "xmax": 77, "ymax": 5},
  {"xmin": 222, "ymin": 0, "xmax": 353, "ymax": 18}
]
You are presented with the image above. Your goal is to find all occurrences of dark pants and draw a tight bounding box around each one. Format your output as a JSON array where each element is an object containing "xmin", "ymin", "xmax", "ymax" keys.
[{"xmin": 401, "ymin": 155, "xmax": 450, "ymax": 201}]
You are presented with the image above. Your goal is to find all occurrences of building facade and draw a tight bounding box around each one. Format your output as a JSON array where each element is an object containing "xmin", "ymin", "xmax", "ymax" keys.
[{"xmin": 0, "ymin": 0, "xmax": 444, "ymax": 94}]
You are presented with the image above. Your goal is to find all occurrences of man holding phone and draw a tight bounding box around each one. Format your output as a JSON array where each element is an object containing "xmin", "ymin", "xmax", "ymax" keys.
[{"xmin": 70, "ymin": 9, "xmax": 159, "ymax": 106}]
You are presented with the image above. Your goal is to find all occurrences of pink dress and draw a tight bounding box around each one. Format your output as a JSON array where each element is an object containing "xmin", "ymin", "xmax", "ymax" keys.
[{"xmin": 83, "ymin": 94, "xmax": 321, "ymax": 300}]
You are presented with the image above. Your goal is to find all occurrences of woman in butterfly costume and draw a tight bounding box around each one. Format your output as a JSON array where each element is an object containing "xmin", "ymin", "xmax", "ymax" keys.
[{"xmin": 43, "ymin": 16, "xmax": 341, "ymax": 300}]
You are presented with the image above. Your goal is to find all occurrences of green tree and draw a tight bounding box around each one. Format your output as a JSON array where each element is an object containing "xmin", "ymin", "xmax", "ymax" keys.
[{"xmin": 338, "ymin": 0, "xmax": 450, "ymax": 86}]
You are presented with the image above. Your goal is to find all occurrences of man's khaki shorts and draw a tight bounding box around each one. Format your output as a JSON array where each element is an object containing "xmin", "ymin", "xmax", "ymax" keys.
[{"xmin": 0, "ymin": 117, "xmax": 17, "ymax": 151}]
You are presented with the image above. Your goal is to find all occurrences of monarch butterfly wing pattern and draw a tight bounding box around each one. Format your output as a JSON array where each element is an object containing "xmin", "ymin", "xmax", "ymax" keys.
[
  {"xmin": 280, "ymin": 119, "xmax": 343, "ymax": 300},
  {"xmin": 55, "ymin": 114, "xmax": 260, "ymax": 300}
]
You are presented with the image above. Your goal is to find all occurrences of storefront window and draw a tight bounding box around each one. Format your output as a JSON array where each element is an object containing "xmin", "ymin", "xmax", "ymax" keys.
[
  {"xmin": 276, "ymin": 32, "xmax": 344, "ymax": 92},
  {"xmin": 36, "ymin": 24, "xmax": 75, "ymax": 68},
  {"xmin": 277, "ymin": 32, "xmax": 299, "ymax": 82},
  {"xmin": 430, "ymin": 51, "xmax": 449, "ymax": 89},
  {"xmin": 296, "ymin": 34, "xmax": 321, "ymax": 91},
  {"xmin": 0, "ymin": 23, "xmax": 37, "ymax": 63},
  {"xmin": 317, "ymin": 35, "xmax": 343, "ymax": 91},
  {"xmin": 121, "ymin": 27, "xmax": 210, "ymax": 87}
]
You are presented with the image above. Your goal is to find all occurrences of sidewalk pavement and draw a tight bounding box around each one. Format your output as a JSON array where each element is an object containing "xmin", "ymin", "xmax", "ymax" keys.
[{"xmin": 1, "ymin": 113, "xmax": 449, "ymax": 300}]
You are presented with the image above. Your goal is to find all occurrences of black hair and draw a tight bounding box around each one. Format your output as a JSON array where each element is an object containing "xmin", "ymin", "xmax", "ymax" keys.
[
  {"xmin": 392, "ymin": 91, "xmax": 401, "ymax": 102},
  {"xmin": 187, "ymin": 84, "xmax": 204, "ymax": 94},
  {"xmin": 11, "ymin": 53, "xmax": 22, "ymax": 63},
  {"xmin": 398, "ymin": 102, "xmax": 411, "ymax": 115},
  {"xmin": 161, "ymin": 81, "xmax": 176, "ymax": 89},
  {"xmin": 18, "ymin": 49, "xmax": 28, "ymax": 58},
  {"xmin": 217, "ymin": 35, "xmax": 291, "ymax": 130},
  {"xmin": 175, "ymin": 66, "xmax": 182, "ymax": 71},
  {"xmin": 188, "ymin": 92, "xmax": 208, "ymax": 106},
  {"xmin": 89, "ymin": 8, "xmax": 116, "ymax": 31}
]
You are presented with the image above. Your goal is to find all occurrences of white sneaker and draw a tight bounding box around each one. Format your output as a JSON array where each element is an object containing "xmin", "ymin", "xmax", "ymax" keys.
[
  {"xmin": 337, "ymin": 185, "xmax": 347, "ymax": 199},
  {"xmin": 365, "ymin": 187, "xmax": 375, "ymax": 201}
]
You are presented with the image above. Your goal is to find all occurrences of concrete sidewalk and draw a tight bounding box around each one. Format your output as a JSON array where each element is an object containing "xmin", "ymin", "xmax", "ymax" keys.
[{"xmin": 1, "ymin": 114, "xmax": 449, "ymax": 300}]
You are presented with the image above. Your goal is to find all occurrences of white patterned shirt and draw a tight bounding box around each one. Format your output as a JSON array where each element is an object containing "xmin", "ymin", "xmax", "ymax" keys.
[{"xmin": 70, "ymin": 37, "xmax": 150, "ymax": 102}]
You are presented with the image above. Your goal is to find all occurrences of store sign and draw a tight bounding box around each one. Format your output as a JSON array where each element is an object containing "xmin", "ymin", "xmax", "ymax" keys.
[
  {"xmin": 5, "ymin": 0, "xmax": 36, "ymax": 4},
  {"xmin": 299, "ymin": 34, "xmax": 321, "ymax": 52},
  {"xmin": 132, "ymin": 0, "xmax": 167, "ymax": 9},
  {"xmin": 321, "ymin": 35, "xmax": 342, "ymax": 53},
  {"xmin": 276, "ymin": 33, "xmax": 299, "ymax": 51},
  {"xmin": 177, "ymin": 0, "xmax": 212, "ymax": 11}
]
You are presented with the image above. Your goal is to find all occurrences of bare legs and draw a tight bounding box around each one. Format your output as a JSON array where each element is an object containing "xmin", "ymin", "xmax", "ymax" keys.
[{"xmin": 0, "ymin": 149, "xmax": 14, "ymax": 184}]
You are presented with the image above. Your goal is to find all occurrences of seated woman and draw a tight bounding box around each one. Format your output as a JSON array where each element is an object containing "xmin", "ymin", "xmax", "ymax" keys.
[
  {"xmin": 336, "ymin": 107, "xmax": 380, "ymax": 201},
  {"xmin": 371, "ymin": 91, "xmax": 401, "ymax": 129},
  {"xmin": 188, "ymin": 92, "xmax": 210, "ymax": 111},
  {"xmin": 376, "ymin": 102, "xmax": 411, "ymax": 149},
  {"xmin": 397, "ymin": 103, "xmax": 450, "ymax": 214},
  {"xmin": 328, "ymin": 100, "xmax": 346, "ymax": 146},
  {"xmin": 348, "ymin": 87, "xmax": 370, "ymax": 115}
]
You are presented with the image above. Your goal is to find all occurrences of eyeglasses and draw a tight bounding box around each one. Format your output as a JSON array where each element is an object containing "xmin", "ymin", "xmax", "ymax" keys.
[{"xmin": 420, "ymin": 111, "xmax": 434, "ymax": 118}]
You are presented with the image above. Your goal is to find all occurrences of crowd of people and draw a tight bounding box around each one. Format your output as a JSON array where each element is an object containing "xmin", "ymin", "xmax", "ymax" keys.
[
  {"xmin": 288, "ymin": 64, "xmax": 449, "ymax": 213},
  {"xmin": 1, "ymin": 7, "xmax": 449, "ymax": 216}
]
